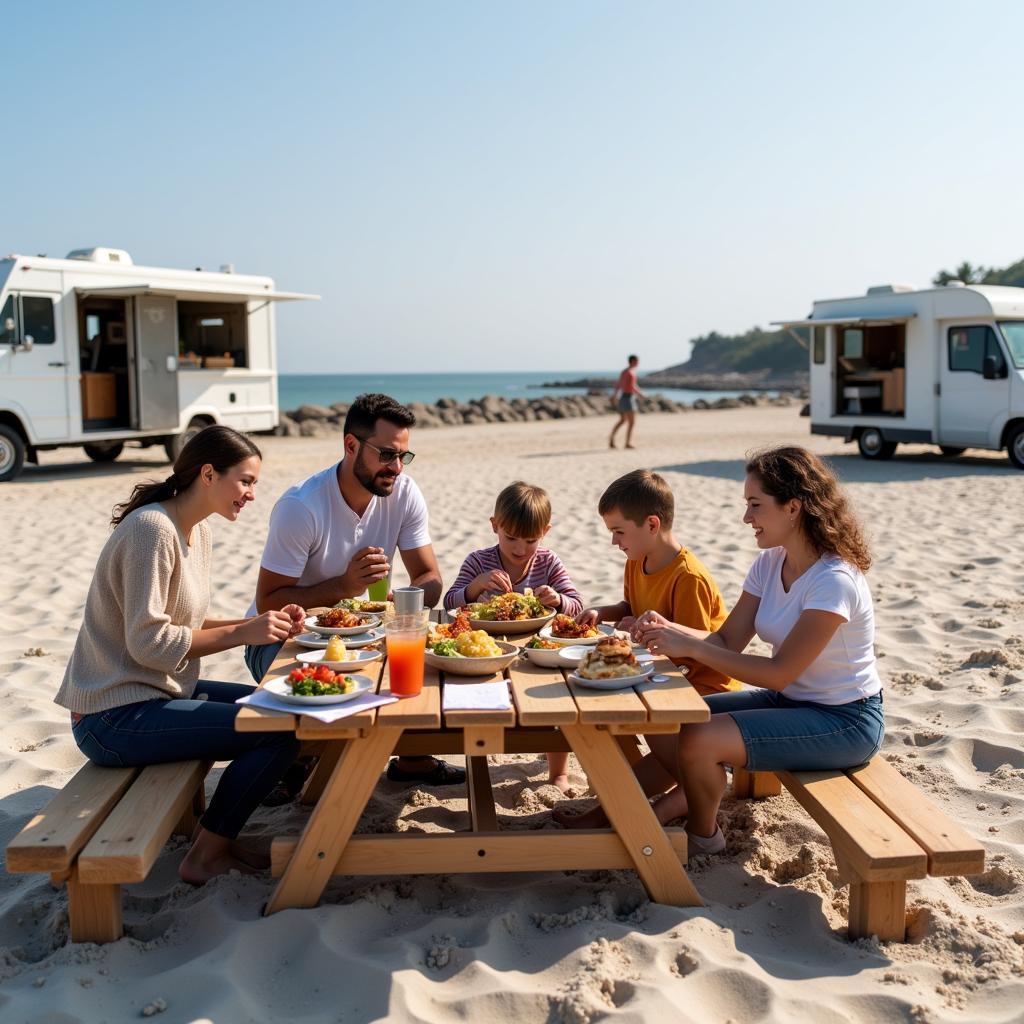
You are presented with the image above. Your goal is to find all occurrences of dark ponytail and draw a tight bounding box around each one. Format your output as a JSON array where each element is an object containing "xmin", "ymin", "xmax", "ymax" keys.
[{"xmin": 111, "ymin": 425, "xmax": 262, "ymax": 527}]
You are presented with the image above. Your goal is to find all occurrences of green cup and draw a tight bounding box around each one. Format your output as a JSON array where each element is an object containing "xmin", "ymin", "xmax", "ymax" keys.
[{"xmin": 367, "ymin": 577, "xmax": 390, "ymax": 602}]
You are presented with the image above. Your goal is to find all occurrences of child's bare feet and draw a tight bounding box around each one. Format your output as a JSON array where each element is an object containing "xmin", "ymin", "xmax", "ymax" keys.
[
  {"xmin": 650, "ymin": 785, "xmax": 689, "ymax": 825},
  {"xmin": 178, "ymin": 827, "xmax": 264, "ymax": 884},
  {"xmin": 552, "ymin": 802, "xmax": 610, "ymax": 829},
  {"xmin": 548, "ymin": 773, "xmax": 572, "ymax": 794}
]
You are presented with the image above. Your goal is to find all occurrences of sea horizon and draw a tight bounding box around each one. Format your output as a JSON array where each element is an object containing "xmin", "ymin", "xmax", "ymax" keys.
[{"xmin": 277, "ymin": 371, "xmax": 763, "ymax": 411}]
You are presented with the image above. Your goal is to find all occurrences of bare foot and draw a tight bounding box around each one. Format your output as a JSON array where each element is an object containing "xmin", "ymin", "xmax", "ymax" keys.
[
  {"xmin": 609, "ymin": 441, "xmax": 617, "ymax": 449},
  {"xmin": 625, "ymin": 444, "xmax": 636, "ymax": 449},
  {"xmin": 651, "ymin": 785, "xmax": 689, "ymax": 825},
  {"xmin": 548, "ymin": 773, "xmax": 572, "ymax": 794},
  {"xmin": 552, "ymin": 802, "xmax": 610, "ymax": 829},
  {"xmin": 178, "ymin": 849, "xmax": 260, "ymax": 885}
]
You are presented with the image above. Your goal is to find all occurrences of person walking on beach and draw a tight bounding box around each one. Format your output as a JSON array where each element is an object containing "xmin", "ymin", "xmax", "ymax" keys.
[
  {"xmin": 56, "ymin": 425, "xmax": 307, "ymax": 884},
  {"xmin": 609, "ymin": 354, "xmax": 644, "ymax": 449},
  {"xmin": 245, "ymin": 392, "xmax": 463, "ymax": 787}
]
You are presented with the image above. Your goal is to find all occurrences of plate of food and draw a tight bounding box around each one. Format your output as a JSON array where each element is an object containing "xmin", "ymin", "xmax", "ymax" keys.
[
  {"xmin": 264, "ymin": 669, "xmax": 375, "ymax": 706},
  {"xmin": 462, "ymin": 591, "xmax": 555, "ymax": 635},
  {"xmin": 333, "ymin": 597, "xmax": 394, "ymax": 616},
  {"xmin": 425, "ymin": 628, "xmax": 519, "ymax": 677},
  {"xmin": 566, "ymin": 637, "xmax": 656, "ymax": 690},
  {"xmin": 557, "ymin": 642, "xmax": 654, "ymax": 668},
  {"xmin": 304, "ymin": 609, "xmax": 381, "ymax": 637},
  {"xmin": 294, "ymin": 628, "xmax": 385, "ymax": 650},
  {"xmin": 519, "ymin": 635, "xmax": 565, "ymax": 667},
  {"xmin": 537, "ymin": 614, "xmax": 614, "ymax": 647},
  {"xmin": 296, "ymin": 642, "xmax": 383, "ymax": 671}
]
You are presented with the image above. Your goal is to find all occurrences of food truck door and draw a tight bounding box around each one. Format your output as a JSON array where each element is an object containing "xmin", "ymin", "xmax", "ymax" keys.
[{"xmin": 134, "ymin": 295, "xmax": 180, "ymax": 430}]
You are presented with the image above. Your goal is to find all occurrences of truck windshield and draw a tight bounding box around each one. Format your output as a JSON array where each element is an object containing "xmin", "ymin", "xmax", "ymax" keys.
[{"xmin": 999, "ymin": 322, "xmax": 1024, "ymax": 369}]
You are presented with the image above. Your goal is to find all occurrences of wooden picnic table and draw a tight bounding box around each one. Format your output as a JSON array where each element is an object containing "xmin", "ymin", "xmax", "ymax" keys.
[{"xmin": 236, "ymin": 628, "xmax": 710, "ymax": 915}]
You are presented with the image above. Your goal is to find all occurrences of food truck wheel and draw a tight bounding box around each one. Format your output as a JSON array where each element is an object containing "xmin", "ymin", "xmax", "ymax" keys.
[
  {"xmin": 1007, "ymin": 424, "xmax": 1024, "ymax": 470},
  {"xmin": 857, "ymin": 428, "xmax": 896, "ymax": 460},
  {"xmin": 83, "ymin": 441, "xmax": 124, "ymax": 463},
  {"xmin": 164, "ymin": 418, "xmax": 210, "ymax": 464},
  {"xmin": 0, "ymin": 424, "xmax": 26, "ymax": 482}
]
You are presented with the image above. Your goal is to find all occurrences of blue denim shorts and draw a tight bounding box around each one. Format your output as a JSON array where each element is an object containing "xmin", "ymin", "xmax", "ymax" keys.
[
  {"xmin": 703, "ymin": 688, "xmax": 884, "ymax": 772},
  {"xmin": 244, "ymin": 640, "xmax": 283, "ymax": 684}
]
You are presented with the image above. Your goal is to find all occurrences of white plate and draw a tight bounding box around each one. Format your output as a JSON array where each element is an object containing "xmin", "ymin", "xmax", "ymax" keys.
[
  {"xmin": 303, "ymin": 613, "xmax": 381, "ymax": 637},
  {"xmin": 296, "ymin": 649, "xmax": 383, "ymax": 671},
  {"xmin": 557, "ymin": 644, "xmax": 654, "ymax": 667},
  {"xmin": 264, "ymin": 674, "xmax": 375, "ymax": 705},
  {"xmin": 293, "ymin": 629, "xmax": 385, "ymax": 649},
  {"xmin": 568, "ymin": 664, "xmax": 656, "ymax": 690},
  {"xmin": 537, "ymin": 623, "xmax": 614, "ymax": 647}
]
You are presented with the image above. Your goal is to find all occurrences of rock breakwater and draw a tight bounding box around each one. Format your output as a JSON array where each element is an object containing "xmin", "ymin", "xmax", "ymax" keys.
[{"xmin": 276, "ymin": 390, "xmax": 801, "ymax": 437}]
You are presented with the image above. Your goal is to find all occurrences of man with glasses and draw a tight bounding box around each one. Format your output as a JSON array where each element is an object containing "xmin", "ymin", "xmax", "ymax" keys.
[{"xmin": 245, "ymin": 393, "xmax": 460, "ymax": 787}]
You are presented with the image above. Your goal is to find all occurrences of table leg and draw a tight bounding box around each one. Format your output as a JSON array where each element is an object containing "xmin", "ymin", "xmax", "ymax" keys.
[
  {"xmin": 264, "ymin": 726, "xmax": 403, "ymax": 915},
  {"xmin": 466, "ymin": 756, "xmax": 498, "ymax": 832},
  {"xmin": 561, "ymin": 724, "xmax": 702, "ymax": 907},
  {"xmin": 299, "ymin": 741, "xmax": 346, "ymax": 806}
]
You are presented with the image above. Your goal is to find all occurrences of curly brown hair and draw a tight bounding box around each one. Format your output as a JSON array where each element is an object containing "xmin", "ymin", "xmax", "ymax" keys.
[{"xmin": 745, "ymin": 446, "xmax": 871, "ymax": 572}]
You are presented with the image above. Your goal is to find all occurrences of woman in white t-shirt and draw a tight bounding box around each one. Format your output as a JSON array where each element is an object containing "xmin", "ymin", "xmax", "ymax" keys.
[{"xmin": 634, "ymin": 446, "xmax": 884, "ymax": 857}]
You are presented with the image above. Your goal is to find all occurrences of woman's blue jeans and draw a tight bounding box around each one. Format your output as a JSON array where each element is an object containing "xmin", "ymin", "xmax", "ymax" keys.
[{"xmin": 71, "ymin": 681, "xmax": 300, "ymax": 840}]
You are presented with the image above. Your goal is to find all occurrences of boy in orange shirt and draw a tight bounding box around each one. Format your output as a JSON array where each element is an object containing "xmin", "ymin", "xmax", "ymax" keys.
[{"xmin": 559, "ymin": 469, "xmax": 737, "ymax": 828}]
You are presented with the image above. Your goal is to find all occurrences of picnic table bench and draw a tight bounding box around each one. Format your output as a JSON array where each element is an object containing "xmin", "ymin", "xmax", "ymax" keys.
[
  {"xmin": 236, "ymin": 635, "xmax": 711, "ymax": 915},
  {"xmin": 732, "ymin": 764, "xmax": 985, "ymax": 941},
  {"xmin": 6, "ymin": 758, "xmax": 209, "ymax": 943}
]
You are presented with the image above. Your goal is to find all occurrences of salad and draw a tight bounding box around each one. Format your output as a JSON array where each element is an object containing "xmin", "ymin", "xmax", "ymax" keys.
[
  {"xmin": 334, "ymin": 597, "xmax": 389, "ymax": 614},
  {"xmin": 287, "ymin": 664, "xmax": 357, "ymax": 696},
  {"xmin": 526, "ymin": 636, "xmax": 559, "ymax": 650},
  {"xmin": 465, "ymin": 591, "xmax": 547, "ymax": 621}
]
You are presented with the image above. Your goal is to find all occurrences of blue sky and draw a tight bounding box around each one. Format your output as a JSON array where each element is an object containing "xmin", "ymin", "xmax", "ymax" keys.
[{"xmin": 6, "ymin": 1, "xmax": 1023, "ymax": 373}]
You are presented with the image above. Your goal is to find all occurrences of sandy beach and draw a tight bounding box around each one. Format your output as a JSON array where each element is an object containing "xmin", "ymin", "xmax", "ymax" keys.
[{"xmin": 1, "ymin": 404, "xmax": 1022, "ymax": 1023}]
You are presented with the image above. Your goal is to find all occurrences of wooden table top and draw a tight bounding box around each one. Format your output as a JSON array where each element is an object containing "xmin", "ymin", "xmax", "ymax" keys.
[{"xmin": 236, "ymin": 630, "xmax": 710, "ymax": 739}]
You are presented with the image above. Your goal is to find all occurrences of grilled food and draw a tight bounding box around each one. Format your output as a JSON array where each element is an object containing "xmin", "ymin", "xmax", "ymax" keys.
[
  {"xmin": 550, "ymin": 614, "xmax": 600, "ymax": 639},
  {"xmin": 577, "ymin": 636, "xmax": 641, "ymax": 680}
]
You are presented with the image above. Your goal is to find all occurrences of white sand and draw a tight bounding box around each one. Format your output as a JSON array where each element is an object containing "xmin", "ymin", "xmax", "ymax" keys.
[{"xmin": 1, "ymin": 406, "xmax": 1022, "ymax": 1023}]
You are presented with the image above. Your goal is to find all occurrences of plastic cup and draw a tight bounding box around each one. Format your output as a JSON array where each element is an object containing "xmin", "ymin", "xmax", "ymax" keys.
[
  {"xmin": 367, "ymin": 577, "xmax": 390, "ymax": 603},
  {"xmin": 385, "ymin": 611, "xmax": 428, "ymax": 698}
]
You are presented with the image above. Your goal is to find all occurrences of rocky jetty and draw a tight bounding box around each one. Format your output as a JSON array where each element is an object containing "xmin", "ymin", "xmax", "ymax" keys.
[
  {"xmin": 541, "ymin": 370, "xmax": 809, "ymax": 392},
  {"xmin": 276, "ymin": 390, "xmax": 801, "ymax": 437}
]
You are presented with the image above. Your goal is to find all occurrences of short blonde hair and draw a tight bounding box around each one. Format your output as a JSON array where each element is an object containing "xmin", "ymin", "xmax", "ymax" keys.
[
  {"xmin": 494, "ymin": 481, "xmax": 551, "ymax": 538},
  {"xmin": 598, "ymin": 469, "xmax": 674, "ymax": 529}
]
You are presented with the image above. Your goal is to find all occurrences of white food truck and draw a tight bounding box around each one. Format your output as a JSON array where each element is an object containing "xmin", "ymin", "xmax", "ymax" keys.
[
  {"xmin": 775, "ymin": 282, "xmax": 1024, "ymax": 468},
  {"xmin": 0, "ymin": 247, "xmax": 318, "ymax": 481}
]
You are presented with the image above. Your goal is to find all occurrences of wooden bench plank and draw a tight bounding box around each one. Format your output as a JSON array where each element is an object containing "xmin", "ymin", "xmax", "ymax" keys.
[
  {"xmin": 271, "ymin": 828, "xmax": 689, "ymax": 876},
  {"xmin": 6, "ymin": 763, "xmax": 139, "ymax": 874},
  {"xmin": 776, "ymin": 769, "xmax": 928, "ymax": 882},
  {"xmin": 507, "ymin": 660, "xmax": 579, "ymax": 726},
  {"xmin": 78, "ymin": 760, "xmax": 209, "ymax": 884},
  {"xmin": 848, "ymin": 757, "xmax": 986, "ymax": 877}
]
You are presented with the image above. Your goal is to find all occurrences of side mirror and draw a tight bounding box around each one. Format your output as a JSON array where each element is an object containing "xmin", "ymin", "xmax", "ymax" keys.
[
  {"xmin": 21, "ymin": 334, "xmax": 34, "ymax": 352},
  {"xmin": 983, "ymin": 354, "xmax": 1005, "ymax": 380}
]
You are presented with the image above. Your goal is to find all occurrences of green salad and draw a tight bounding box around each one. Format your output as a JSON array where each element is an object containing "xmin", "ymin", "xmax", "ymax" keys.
[{"xmin": 430, "ymin": 638, "xmax": 459, "ymax": 658}]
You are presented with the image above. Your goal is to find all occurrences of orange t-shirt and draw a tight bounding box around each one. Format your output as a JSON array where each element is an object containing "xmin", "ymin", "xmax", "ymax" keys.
[{"xmin": 624, "ymin": 547, "xmax": 737, "ymax": 695}]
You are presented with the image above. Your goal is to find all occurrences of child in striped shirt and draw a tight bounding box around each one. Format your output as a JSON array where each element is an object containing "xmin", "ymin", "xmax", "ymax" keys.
[{"xmin": 443, "ymin": 481, "xmax": 582, "ymax": 791}]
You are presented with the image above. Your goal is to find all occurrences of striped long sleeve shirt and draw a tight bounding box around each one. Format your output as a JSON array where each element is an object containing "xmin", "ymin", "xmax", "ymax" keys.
[{"xmin": 443, "ymin": 545, "xmax": 583, "ymax": 616}]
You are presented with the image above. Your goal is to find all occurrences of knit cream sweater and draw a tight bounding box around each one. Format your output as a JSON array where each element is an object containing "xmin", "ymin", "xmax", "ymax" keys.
[{"xmin": 55, "ymin": 505, "xmax": 212, "ymax": 714}]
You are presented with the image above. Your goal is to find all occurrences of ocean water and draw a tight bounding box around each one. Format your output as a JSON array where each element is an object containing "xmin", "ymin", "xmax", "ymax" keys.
[{"xmin": 277, "ymin": 372, "xmax": 760, "ymax": 411}]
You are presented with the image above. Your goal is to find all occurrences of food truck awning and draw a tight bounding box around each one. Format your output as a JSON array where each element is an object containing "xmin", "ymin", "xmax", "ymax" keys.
[
  {"xmin": 75, "ymin": 285, "xmax": 320, "ymax": 303},
  {"xmin": 771, "ymin": 315, "xmax": 916, "ymax": 327}
]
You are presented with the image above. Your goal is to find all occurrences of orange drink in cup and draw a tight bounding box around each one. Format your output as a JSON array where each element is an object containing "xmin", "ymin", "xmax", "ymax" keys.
[{"xmin": 385, "ymin": 611, "xmax": 428, "ymax": 698}]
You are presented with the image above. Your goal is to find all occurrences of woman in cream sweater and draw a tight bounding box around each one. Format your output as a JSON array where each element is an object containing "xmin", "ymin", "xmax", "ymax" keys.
[{"xmin": 56, "ymin": 425, "xmax": 306, "ymax": 883}]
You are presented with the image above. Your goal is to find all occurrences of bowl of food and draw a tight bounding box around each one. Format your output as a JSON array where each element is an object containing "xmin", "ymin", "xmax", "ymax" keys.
[
  {"xmin": 296, "ymin": 648, "xmax": 383, "ymax": 672},
  {"xmin": 567, "ymin": 636, "xmax": 655, "ymax": 690},
  {"xmin": 333, "ymin": 597, "xmax": 394, "ymax": 616},
  {"xmin": 462, "ymin": 591, "xmax": 555, "ymax": 635},
  {"xmin": 425, "ymin": 629, "xmax": 520, "ymax": 677},
  {"xmin": 537, "ymin": 614, "xmax": 613, "ymax": 647},
  {"xmin": 304, "ymin": 608, "xmax": 381, "ymax": 637},
  {"xmin": 519, "ymin": 635, "xmax": 565, "ymax": 667},
  {"xmin": 264, "ymin": 668, "xmax": 375, "ymax": 705}
]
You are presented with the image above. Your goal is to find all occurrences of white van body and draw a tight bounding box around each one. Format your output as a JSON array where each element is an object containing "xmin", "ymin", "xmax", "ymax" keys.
[
  {"xmin": 775, "ymin": 283, "xmax": 1024, "ymax": 467},
  {"xmin": 0, "ymin": 248, "xmax": 317, "ymax": 480}
]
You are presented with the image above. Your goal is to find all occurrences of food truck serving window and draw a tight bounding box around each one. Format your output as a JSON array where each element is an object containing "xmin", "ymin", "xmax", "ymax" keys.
[{"xmin": 177, "ymin": 301, "xmax": 247, "ymax": 368}]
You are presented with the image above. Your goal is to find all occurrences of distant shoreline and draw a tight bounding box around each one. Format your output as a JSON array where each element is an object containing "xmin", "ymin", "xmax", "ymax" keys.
[{"xmin": 536, "ymin": 371, "xmax": 809, "ymax": 392}]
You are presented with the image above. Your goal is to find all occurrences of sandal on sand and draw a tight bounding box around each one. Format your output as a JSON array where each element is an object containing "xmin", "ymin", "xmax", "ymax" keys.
[
  {"xmin": 686, "ymin": 825, "xmax": 725, "ymax": 858},
  {"xmin": 386, "ymin": 757, "xmax": 467, "ymax": 786}
]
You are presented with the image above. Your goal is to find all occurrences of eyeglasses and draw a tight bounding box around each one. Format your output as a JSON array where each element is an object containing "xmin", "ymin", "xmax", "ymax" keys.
[{"xmin": 358, "ymin": 438, "xmax": 416, "ymax": 466}]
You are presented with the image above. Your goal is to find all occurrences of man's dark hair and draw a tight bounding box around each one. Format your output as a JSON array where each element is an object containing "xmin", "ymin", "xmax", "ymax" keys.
[
  {"xmin": 343, "ymin": 393, "xmax": 416, "ymax": 438},
  {"xmin": 627, "ymin": 354, "xmax": 639, "ymax": 363}
]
